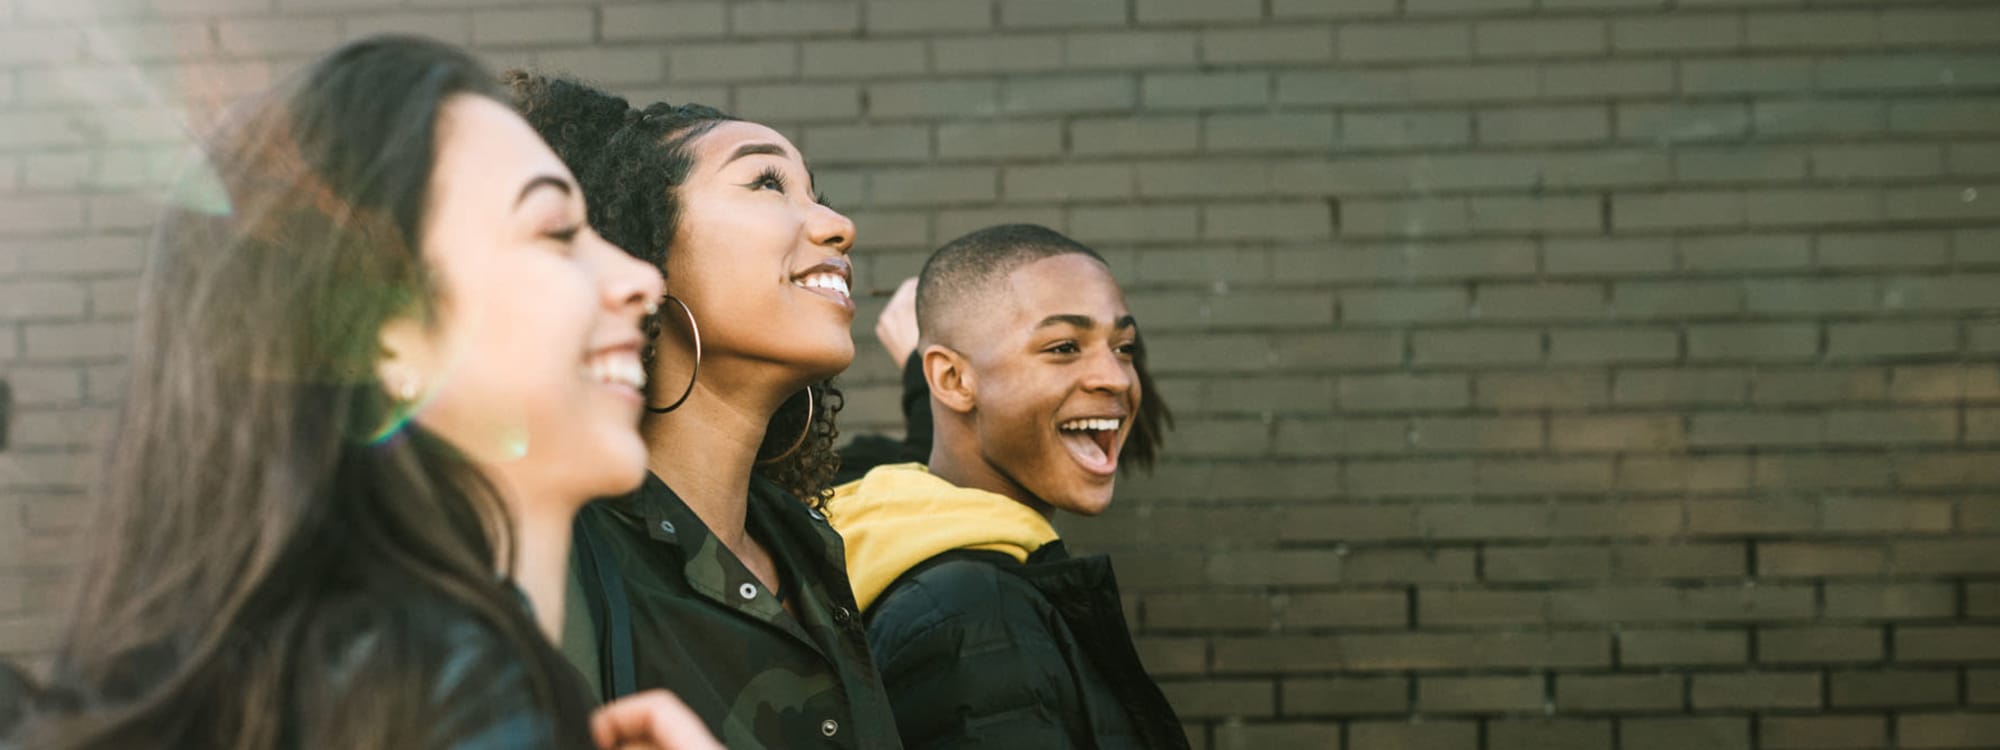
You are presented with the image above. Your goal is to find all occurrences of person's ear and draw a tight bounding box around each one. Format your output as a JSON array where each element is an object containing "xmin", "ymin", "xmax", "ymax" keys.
[
  {"xmin": 923, "ymin": 343, "xmax": 977, "ymax": 415},
  {"xmin": 375, "ymin": 314, "xmax": 432, "ymax": 402}
]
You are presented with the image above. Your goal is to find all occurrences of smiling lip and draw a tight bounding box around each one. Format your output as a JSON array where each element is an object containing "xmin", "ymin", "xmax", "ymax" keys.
[
  {"xmin": 790, "ymin": 257, "xmax": 855, "ymax": 314},
  {"xmin": 585, "ymin": 339, "xmax": 646, "ymax": 407}
]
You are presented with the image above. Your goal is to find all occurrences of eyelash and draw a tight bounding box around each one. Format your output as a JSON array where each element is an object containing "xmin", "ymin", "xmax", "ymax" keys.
[
  {"xmin": 1046, "ymin": 340, "xmax": 1141, "ymax": 356},
  {"xmin": 751, "ymin": 166, "xmax": 788, "ymax": 193},
  {"xmin": 546, "ymin": 224, "xmax": 581, "ymax": 245},
  {"xmin": 752, "ymin": 166, "xmax": 832, "ymax": 206}
]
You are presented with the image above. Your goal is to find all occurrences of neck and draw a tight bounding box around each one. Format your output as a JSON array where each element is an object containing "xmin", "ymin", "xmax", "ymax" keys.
[
  {"xmin": 928, "ymin": 411, "xmax": 1054, "ymax": 520},
  {"xmin": 480, "ymin": 472, "xmax": 576, "ymax": 644},
  {"xmin": 642, "ymin": 374, "xmax": 788, "ymax": 547},
  {"xmin": 497, "ymin": 485, "xmax": 575, "ymax": 642}
]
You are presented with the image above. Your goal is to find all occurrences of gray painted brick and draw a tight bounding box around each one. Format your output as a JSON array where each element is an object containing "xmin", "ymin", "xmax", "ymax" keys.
[
  {"xmin": 1141, "ymin": 72, "xmax": 1268, "ymax": 110},
  {"xmin": 217, "ymin": 18, "xmax": 342, "ymax": 55},
  {"xmin": 1881, "ymin": 8, "xmax": 2000, "ymax": 46},
  {"xmin": 1071, "ymin": 116, "xmax": 1198, "ymax": 155},
  {"xmin": 731, "ymin": 1, "xmax": 861, "ymax": 36},
  {"xmin": 672, "ymin": 41, "xmax": 796, "ymax": 82},
  {"xmin": 1342, "ymin": 198, "xmax": 1472, "ymax": 238},
  {"xmin": 801, "ymin": 39, "xmax": 926, "ymax": 79},
  {"xmin": 521, "ymin": 46, "xmax": 654, "ymax": 85},
  {"xmin": 1201, "ymin": 27, "xmax": 1334, "ymax": 64},
  {"xmin": 1689, "ymin": 323, "xmax": 1820, "ymax": 361},
  {"xmin": 1677, "ymin": 146, "xmax": 1810, "ymax": 184},
  {"xmin": 1278, "ymin": 70, "xmax": 1412, "ymax": 106},
  {"xmin": 1341, "ymin": 22, "xmax": 1472, "ymax": 62},
  {"xmin": 801, "ymin": 123, "xmax": 929, "ymax": 164},
  {"xmin": 1135, "ymin": 0, "xmax": 1260, "ymax": 25},
  {"xmin": 1746, "ymin": 11, "xmax": 1879, "ymax": 50},
  {"xmin": 600, "ymin": 3, "xmax": 729, "ymax": 40},
  {"xmin": 736, "ymin": 83, "xmax": 864, "ymax": 123},
  {"xmin": 1340, "ymin": 110, "xmax": 1472, "ymax": 150},
  {"xmin": 868, "ymin": 80, "xmax": 1000, "ymax": 117},
  {"xmin": 1757, "ymin": 99, "xmax": 1890, "ymax": 136},
  {"xmin": 1004, "ymin": 75, "xmax": 1137, "ymax": 114},
  {"xmin": 1204, "ymin": 113, "xmax": 1334, "ymax": 152},
  {"xmin": 936, "ymin": 121, "xmax": 1061, "ymax": 159},
  {"xmin": 1070, "ymin": 205, "xmax": 1199, "ymax": 243},
  {"xmin": 930, "ymin": 35, "xmax": 1064, "ymax": 74},
  {"xmin": 1064, "ymin": 31, "xmax": 1198, "ymax": 69},
  {"xmin": 1407, "ymin": 64, "xmax": 1540, "ymax": 103},
  {"xmin": 1137, "ymin": 159, "xmax": 1271, "ymax": 198},
  {"xmin": 1619, "ymin": 102, "xmax": 1752, "ymax": 143},
  {"xmin": 1613, "ymin": 15, "xmax": 1743, "ymax": 53},
  {"xmin": 1205, "ymin": 202, "xmax": 1332, "ymax": 240},
  {"xmin": 867, "ymin": 166, "xmax": 998, "ymax": 206},
  {"xmin": 1468, "ymin": 196, "xmax": 1603, "ymax": 234},
  {"xmin": 1543, "ymin": 61, "xmax": 1675, "ymax": 98},
  {"xmin": 1477, "ymin": 19, "xmax": 1606, "ymax": 58},
  {"xmin": 1684, "ymin": 58, "xmax": 1816, "ymax": 95},
  {"xmin": 1478, "ymin": 106, "xmax": 1610, "ymax": 146},
  {"xmin": 1273, "ymin": 0, "xmax": 1397, "ymax": 19},
  {"xmin": 865, "ymin": 0, "xmax": 991, "ymax": 33},
  {"xmin": 999, "ymin": 0, "xmax": 1127, "ymax": 29}
]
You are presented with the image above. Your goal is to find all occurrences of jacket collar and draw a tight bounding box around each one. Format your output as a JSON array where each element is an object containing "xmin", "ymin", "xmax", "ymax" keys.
[{"xmin": 605, "ymin": 472, "xmax": 856, "ymax": 628}]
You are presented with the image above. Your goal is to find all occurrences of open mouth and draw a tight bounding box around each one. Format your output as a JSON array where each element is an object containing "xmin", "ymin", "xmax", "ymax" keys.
[
  {"xmin": 791, "ymin": 258, "xmax": 854, "ymax": 311},
  {"xmin": 1057, "ymin": 417, "xmax": 1122, "ymax": 476}
]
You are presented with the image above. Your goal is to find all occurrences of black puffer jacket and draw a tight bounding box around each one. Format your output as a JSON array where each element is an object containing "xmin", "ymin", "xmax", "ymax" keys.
[{"xmin": 865, "ymin": 543, "xmax": 1190, "ymax": 750}]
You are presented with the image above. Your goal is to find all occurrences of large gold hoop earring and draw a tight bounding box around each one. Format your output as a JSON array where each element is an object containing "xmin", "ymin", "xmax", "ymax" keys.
[
  {"xmin": 646, "ymin": 295, "xmax": 701, "ymax": 414},
  {"xmin": 756, "ymin": 387, "xmax": 814, "ymax": 465}
]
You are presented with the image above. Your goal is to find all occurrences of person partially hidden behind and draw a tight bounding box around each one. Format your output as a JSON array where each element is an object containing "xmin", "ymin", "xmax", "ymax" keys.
[{"xmin": 825, "ymin": 224, "xmax": 1190, "ymax": 749}]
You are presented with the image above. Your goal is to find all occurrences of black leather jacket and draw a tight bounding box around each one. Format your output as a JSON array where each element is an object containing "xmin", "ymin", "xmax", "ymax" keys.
[{"xmin": 865, "ymin": 542, "xmax": 1190, "ymax": 750}]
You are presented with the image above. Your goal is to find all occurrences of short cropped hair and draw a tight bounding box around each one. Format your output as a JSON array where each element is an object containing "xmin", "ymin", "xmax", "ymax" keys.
[{"xmin": 915, "ymin": 224, "xmax": 1105, "ymax": 347}]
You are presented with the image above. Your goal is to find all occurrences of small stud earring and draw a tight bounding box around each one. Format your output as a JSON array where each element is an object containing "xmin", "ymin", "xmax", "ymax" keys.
[
  {"xmin": 395, "ymin": 378, "xmax": 420, "ymax": 403},
  {"xmin": 644, "ymin": 298, "xmax": 661, "ymax": 316}
]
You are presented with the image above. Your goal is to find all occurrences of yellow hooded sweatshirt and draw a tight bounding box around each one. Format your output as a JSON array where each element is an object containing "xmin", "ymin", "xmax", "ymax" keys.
[{"xmin": 825, "ymin": 463, "xmax": 1061, "ymax": 612}]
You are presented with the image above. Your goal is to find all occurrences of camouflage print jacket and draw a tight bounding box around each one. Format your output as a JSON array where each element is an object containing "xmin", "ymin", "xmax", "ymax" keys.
[{"xmin": 561, "ymin": 472, "xmax": 903, "ymax": 750}]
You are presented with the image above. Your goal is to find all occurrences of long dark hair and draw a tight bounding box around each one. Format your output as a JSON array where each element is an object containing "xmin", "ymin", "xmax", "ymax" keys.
[
  {"xmin": 10, "ymin": 36, "xmax": 592, "ymax": 749},
  {"xmin": 504, "ymin": 72, "xmax": 843, "ymax": 507}
]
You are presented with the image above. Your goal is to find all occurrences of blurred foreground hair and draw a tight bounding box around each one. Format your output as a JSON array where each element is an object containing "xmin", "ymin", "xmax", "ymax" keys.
[{"xmin": 9, "ymin": 36, "xmax": 591, "ymax": 750}]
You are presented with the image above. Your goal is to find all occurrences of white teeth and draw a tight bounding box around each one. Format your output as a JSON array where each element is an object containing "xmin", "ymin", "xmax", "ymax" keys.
[
  {"xmin": 587, "ymin": 354, "xmax": 646, "ymax": 390},
  {"xmin": 1060, "ymin": 418, "xmax": 1122, "ymax": 432},
  {"xmin": 794, "ymin": 272, "xmax": 850, "ymax": 297}
]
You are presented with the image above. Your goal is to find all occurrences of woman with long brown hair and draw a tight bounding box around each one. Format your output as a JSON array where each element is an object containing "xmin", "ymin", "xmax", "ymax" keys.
[{"xmin": 3, "ymin": 36, "xmax": 715, "ymax": 750}]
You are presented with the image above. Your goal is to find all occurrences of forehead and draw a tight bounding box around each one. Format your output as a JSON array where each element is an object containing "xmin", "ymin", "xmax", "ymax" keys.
[
  {"xmin": 429, "ymin": 94, "xmax": 573, "ymax": 202},
  {"xmin": 997, "ymin": 254, "xmax": 1128, "ymax": 326},
  {"xmin": 687, "ymin": 120, "xmax": 802, "ymax": 168}
]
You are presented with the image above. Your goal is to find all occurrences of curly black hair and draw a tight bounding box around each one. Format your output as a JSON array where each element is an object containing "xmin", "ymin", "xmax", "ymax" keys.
[{"xmin": 503, "ymin": 71, "xmax": 843, "ymax": 507}]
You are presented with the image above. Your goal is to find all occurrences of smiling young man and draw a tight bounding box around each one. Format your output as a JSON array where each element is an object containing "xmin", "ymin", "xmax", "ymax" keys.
[{"xmin": 824, "ymin": 224, "xmax": 1189, "ymax": 750}]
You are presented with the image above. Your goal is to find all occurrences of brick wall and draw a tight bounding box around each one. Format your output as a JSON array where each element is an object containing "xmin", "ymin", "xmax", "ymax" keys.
[{"xmin": 3, "ymin": 0, "xmax": 1999, "ymax": 747}]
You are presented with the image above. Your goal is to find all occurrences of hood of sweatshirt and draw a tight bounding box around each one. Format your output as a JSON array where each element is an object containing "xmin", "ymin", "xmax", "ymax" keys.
[{"xmin": 825, "ymin": 463, "xmax": 1060, "ymax": 612}]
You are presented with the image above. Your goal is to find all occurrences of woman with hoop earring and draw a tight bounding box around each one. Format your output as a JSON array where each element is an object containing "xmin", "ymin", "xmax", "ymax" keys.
[{"xmin": 505, "ymin": 73, "xmax": 904, "ymax": 750}]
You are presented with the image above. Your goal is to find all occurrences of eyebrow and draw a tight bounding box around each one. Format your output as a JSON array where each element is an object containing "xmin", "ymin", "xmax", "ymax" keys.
[
  {"xmin": 514, "ymin": 175, "xmax": 574, "ymax": 209},
  {"xmin": 1036, "ymin": 314, "xmax": 1139, "ymax": 331},
  {"xmin": 723, "ymin": 142, "xmax": 791, "ymax": 166}
]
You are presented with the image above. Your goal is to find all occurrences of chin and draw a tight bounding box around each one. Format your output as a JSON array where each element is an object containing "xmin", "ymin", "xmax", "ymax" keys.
[
  {"xmin": 790, "ymin": 342, "xmax": 855, "ymax": 381},
  {"xmin": 1049, "ymin": 485, "xmax": 1117, "ymax": 517},
  {"xmin": 588, "ymin": 435, "xmax": 653, "ymax": 496}
]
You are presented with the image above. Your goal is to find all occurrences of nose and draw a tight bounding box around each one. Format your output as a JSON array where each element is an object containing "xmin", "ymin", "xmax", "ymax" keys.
[
  {"xmin": 808, "ymin": 203, "xmax": 856, "ymax": 256},
  {"xmin": 592, "ymin": 230, "xmax": 665, "ymax": 315},
  {"xmin": 1080, "ymin": 345, "xmax": 1134, "ymax": 396}
]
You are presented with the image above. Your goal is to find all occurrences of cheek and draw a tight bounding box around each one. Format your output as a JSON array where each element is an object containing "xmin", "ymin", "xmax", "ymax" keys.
[
  {"xmin": 449, "ymin": 263, "xmax": 592, "ymax": 400},
  {"xmin": 979, "ymin": 368, "xmax": 1058, "ymax": 445}
]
